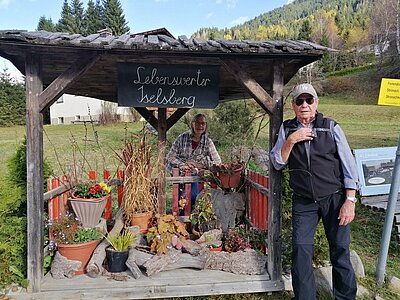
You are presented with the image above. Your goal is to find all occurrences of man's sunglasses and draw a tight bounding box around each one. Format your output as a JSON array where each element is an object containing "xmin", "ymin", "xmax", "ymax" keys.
[{"xmin": 294, "ymin": 97, "xmax": 314, "ymax": 106}]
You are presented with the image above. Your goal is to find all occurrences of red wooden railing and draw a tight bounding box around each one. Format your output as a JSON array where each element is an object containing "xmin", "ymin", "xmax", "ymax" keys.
[
  {"xmin": 47, "ymin": 169, "xmax": 269, "ymax": 230},
  {"xmin": 246, "ymin": 170, "xmax": 269, "ymax": 230}
]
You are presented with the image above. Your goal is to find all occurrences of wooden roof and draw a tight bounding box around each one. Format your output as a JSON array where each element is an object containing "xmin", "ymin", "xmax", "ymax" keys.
[{"xmin": 0, "ymin": 29, "xmax": 331, "ymax": 104}]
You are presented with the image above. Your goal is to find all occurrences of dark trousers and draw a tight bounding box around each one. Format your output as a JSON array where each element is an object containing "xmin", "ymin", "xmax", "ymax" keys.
[{"xmin": 291, "ymin": 192, "xmax": 357, "ymax": 300}]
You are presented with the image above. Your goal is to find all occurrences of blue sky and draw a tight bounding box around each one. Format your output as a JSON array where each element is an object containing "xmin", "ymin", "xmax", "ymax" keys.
[{"xmin": 0, "ymin": 0, "xmax": 290, "ymax": 77}]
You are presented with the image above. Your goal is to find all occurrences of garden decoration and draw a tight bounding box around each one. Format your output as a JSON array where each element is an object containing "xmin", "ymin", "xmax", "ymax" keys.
[
  {"xmin": 146, "ymin": 214, "xmax": 189, "ymax": 255},
  {"xmin": 104, "ymin": 230, "xmax": 136, "ymax": 272},
  {"xmin": 116, "ymin": 134, "xmax": 157, "ymax": 233},
  {"xmin": 190, "ymin": 188, "xmax": 218, "ymax": 236},
  {"xmin": 224, "ymin": 224, "xmax": 267, "ymax": 255},
  {"xmin": 69, "ymin": 181, "xmax": 112, "ymax": 228},
  {"xmin": 47, "ymin": 212, "xmax": 103, "ymax": 276},
  {"xmin": 214, "ymin": 161, "xmax": 244, "ymax": 189}
]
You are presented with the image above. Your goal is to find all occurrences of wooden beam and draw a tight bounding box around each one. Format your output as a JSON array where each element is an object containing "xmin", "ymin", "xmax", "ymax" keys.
[
  {"xmin": 134, "ymin": 107, "xmax": 158, "ymax": 129},
  {"xmin": 268, "ymin": 60, "xmax": 284, "ymax": 282},
  {"xmin": 167, "ymin": 108, "xmax": 189, "ymax": 130},
  {"xmin": 219, "ymin": 58, "xmax": 274, "ymax": 115},
  {"xmin": 39, "ymin": 54, "xmax": 101, "ymax": 113},
  {"xmin": 25, "ymin": 53, "xmax": 44, "ymax": 292},
  {"xmin": 157, "ymin": 108, "xmax": 167, "ymax": 214}
]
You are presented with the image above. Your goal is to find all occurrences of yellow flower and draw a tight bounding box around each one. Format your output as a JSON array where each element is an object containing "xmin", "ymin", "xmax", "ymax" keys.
[{"xmin": 99, "ymin": 182, "xmax": 111, "ymax": 194}]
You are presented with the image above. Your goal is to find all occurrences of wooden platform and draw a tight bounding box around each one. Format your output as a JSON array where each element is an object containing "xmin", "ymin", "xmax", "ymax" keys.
[
  {"xmin": 361, "ymin": 193, "xmax": 400, "ymax": 243},
  {"xmin": 11, "ymin": 269, "xmax": 283, "ymax": 299}
]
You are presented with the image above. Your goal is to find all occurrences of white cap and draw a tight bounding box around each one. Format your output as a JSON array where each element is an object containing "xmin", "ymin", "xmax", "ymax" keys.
[{"xmin": 292, "ymin": 83, "xmax": 318, "ymax": 100}]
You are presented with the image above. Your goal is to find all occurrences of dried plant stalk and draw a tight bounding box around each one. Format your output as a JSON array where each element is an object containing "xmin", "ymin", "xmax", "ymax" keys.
[{"xmin": 116, "ymin": 134, "xmax": 158, "ymax": 223}]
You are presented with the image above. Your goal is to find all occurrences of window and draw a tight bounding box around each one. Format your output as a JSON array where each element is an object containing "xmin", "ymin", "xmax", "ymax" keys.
[
  {"xmin": 58, "ymin": 117, "xmax": 64, "ymax": 125},
  {"xmin": 75, "ymin": 115, "xmax": 81, "ymax": 121},
  {"xmin": 56, "ymin": 97, "xmax": 64, "ymax": 104}
]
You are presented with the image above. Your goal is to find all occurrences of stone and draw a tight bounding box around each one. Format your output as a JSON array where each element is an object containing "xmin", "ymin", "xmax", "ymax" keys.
[
  {"xmin": 388, "ymin": 276, "xmax": 400, "ymax": 294},
  {"xmin": 356, "ymin": 284, "xmax": 371, "ymax": 298},
  {"xmin": 314, "ymin": 266, "xmax": 333, "ymax": 297},
  {"xmin": 350, "ymin": 250, "xmax": 365, "ymax": 277}
]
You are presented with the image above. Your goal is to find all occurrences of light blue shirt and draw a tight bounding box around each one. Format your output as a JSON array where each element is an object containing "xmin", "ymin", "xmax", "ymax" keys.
[{"xmin": 270, "ymin": 121, "xmax": 360, "ymax": 190}]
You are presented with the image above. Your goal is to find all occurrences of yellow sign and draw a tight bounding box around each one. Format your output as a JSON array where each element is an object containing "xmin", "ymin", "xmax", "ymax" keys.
[{"xmin": 378, "ymin": 78, "xmax": 400, "ymax": 106}]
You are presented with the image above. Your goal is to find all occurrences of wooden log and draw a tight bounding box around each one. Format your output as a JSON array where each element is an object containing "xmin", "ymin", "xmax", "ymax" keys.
[
  {"xmin": 86, "ymin": 207, "xmax": 124, "ymax": 277},
  {"xmin": 130, "ymin": 247, "xmax": 266, "ymax": 277}
]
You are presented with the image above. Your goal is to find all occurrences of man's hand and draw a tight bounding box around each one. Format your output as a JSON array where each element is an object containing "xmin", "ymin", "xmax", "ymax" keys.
[
  {"xmin": 338, "ymin": 201, "xmax": 356, "ymax": 226},
  {"xmin": 288, "ymin": 127, "xmax": 315, "ymax": 144}
]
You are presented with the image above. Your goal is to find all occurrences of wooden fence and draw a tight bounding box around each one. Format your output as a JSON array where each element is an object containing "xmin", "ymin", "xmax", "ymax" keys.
[{"xmin": 46, "ymin": 169, "xmax": 269, "ymax": 230}]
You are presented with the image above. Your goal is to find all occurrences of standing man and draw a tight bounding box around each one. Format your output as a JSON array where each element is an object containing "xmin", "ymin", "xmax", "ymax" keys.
[{"xmin": 270, "ymin": 83, "xmax": 359, "ymax": 300}]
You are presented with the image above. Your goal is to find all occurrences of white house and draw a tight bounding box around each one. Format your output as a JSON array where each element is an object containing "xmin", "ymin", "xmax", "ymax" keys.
[{"xmin": 50, "ymin": 94, "xmax": 133, "ymax": 125}]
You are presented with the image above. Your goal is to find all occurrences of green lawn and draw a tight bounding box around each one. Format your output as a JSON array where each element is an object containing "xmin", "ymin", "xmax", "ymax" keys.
[{"xmin": 0, "ymin": 100, "xmax": 399, "ymax": 299}]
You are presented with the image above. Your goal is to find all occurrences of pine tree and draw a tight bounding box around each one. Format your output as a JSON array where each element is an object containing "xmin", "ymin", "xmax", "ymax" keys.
[
  {"xmin": 57, "ymin": 0, "xmax": 74, "ymax": 32},
  {"xmin": 37, "ymin": 16, "xmax": 56, "ymax": 32},
  {"xmin": 56, "ymin": 0, "xmax": 85, "ymax": 34},
  {"xmin": 69, "ymin": 0, "xmax": 85, "ymax": 33},
  {"xmin": 298, "ymin": 19, "xmax": 312, "ymax": 40},
  {"xmin": 102, "ymin": 0, "xmax": 130, "ymax": 36},
  {"xmin": 83, "ymin": 0, "xmax": 104, "ymax": 35}
]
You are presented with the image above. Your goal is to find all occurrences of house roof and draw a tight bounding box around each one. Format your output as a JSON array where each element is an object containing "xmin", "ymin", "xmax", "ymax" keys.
[{"xmin": 0, "ymin": 29, "xmax": 332, "ymax": 103}]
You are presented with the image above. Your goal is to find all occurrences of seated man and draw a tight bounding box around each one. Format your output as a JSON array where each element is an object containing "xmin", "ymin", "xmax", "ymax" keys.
[{"xmin": 166, "ymin": 113, "xmax": 221, "ymax": 211}]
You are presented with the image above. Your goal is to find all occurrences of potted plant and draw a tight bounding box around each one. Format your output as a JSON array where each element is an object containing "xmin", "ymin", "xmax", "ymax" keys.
[
  {"xmin": 211, "ymin": 161, "xmax": 244, "ymax": 189},
  {"xmin": 104, "ymin": 230, "xmax": 136, "ymax": 272},
  {"xmin": 47, "ymin": 212, "xmax": 103, "ymax": 275},
  {"xmin": 69, "ymin": 181, "xmax": 112, "ymax": 228},
  {"xmin": 223, "ymin": 224, "xmax": 267, "ymax": 255},
  {"xmin": 146, "ymin": 214, "xmax": 189, "ymax": 255},
  {"xmin": 116, "ymin": 134, "xmax": 158, "ymax": 233},
  {"xmin": 189, "ymin": 188, "xmax": 217, "ymax": 236}
]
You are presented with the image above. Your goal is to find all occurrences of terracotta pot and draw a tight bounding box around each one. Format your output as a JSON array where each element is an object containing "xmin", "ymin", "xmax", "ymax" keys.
[
  {"xmin": 218, "ymin": 164, "xmax": 244, "ymax": 189},
  {"xmin": 57, "ymin": 239, "xmax": 100, "ymax": 275},
  {"xmin": 130, "ymin": 211, "xmax": 153, "ymax": 233},
  {"xmin": 208, "ymin": 245, "xmax": 223, "ymax": 252},
  {"xmin": 69, "ymin": 194, "xmax": 108, "ymax": 228}
]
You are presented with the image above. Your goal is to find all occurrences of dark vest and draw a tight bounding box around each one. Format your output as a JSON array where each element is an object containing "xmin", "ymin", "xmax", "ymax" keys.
[{"xmin": 284, "ymin": 113, "xmax": 344, "ymax": 200}]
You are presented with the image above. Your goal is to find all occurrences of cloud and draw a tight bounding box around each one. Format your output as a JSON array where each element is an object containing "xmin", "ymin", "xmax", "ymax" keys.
[
  {"xmin": 215, "ymin": 0, "xmax": 223, "ymax": 4},
  {"xmin": 230, "ymin": 16, "xmax": 249, "ymax": 26},
  {"xmin": 154, "ymin": 0, "xmax": 168, "ymax": 2},
  {"xmin": 226, "ymin": 0, "xmax": 237, "ymax": 9},
  {"xmin": 206, "ymin": 12, "xmax": 216, "ymax": 19},
  {"xmin": 287, "ymin": 0, "xmax": 294, "ymax": 3},
  {"xmin": 0, "ymin": 0, "xmax": 11, "ymax": 9}
]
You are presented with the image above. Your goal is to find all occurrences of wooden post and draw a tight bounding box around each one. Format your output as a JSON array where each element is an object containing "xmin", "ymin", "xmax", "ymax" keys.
[
  {"xmin": 268, "ymin": 61, "xmax": 284, "ymax": 282},
  {"xmin": 26, "ymin": 53, "xmax": 44, "ymax": 292},
  {"xmin": 157, "ymin": 108, "xmax": 167, "ymax": 214}
]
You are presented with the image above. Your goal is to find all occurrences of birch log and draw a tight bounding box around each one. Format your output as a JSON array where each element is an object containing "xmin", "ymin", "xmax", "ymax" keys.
[{"xmin": 86, "ymin": 208, "xmax": 124, "ymax": 277}]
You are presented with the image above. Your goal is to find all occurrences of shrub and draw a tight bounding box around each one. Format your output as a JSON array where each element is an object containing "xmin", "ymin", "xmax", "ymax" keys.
[
  {"xmin": 0, "ymin": 138, "xmax": 52, "ymax": 289},
  {"xmin": 209, "ymin": 101, "xmax": 255, "ymax": 149}
]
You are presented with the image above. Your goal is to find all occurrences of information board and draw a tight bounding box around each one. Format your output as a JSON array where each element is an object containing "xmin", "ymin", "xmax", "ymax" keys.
[{"xmin": 378, "ymin": 78, "xmax": 400, "ymax": 106}]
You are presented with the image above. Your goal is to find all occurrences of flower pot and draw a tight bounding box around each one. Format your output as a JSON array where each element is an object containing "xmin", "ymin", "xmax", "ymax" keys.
[
  {"xmin": 218, "ymin": 164, "xmax": 244, "ymax": 189},
  {"xmin": 106, "ymin": 247, "xmax": 129, "ymax": 272},
  {"xmin": 208, "ymin": 245, "xmax": 222, "ymax": 252},
  {"xmin": 57, "ymin": 239, "xmax": 100, "ymax": 275},
  {"xmin": 130, "ymin": 211, "xmax": 153, "ymax": 233},
  {"xmin": 69, "ymin": 194, "xmax": 108, "ymax": 228}
]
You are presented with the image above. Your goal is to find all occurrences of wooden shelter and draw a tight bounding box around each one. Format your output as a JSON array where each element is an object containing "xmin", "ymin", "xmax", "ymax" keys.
[{"xmin": 0, "ymin": 29, "xmax": 331, "ymax": 298}]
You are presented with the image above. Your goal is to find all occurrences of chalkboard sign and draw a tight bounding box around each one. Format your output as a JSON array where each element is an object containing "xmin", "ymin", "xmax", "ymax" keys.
[{"xmin": 118, "ymin": 63, "xmax": 219, "ymax": 108}]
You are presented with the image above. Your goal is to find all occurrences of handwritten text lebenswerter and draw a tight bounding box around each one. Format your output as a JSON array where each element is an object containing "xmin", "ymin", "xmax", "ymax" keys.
[{"xmin": 133, "ymin": 66, "xmax": 212, "ymax": 108}]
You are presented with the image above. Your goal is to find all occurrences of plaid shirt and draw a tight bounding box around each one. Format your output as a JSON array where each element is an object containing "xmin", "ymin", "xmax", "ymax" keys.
[{"xmin": 166, "ymin": 131, "xmax": 221, "ymax": 174}]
